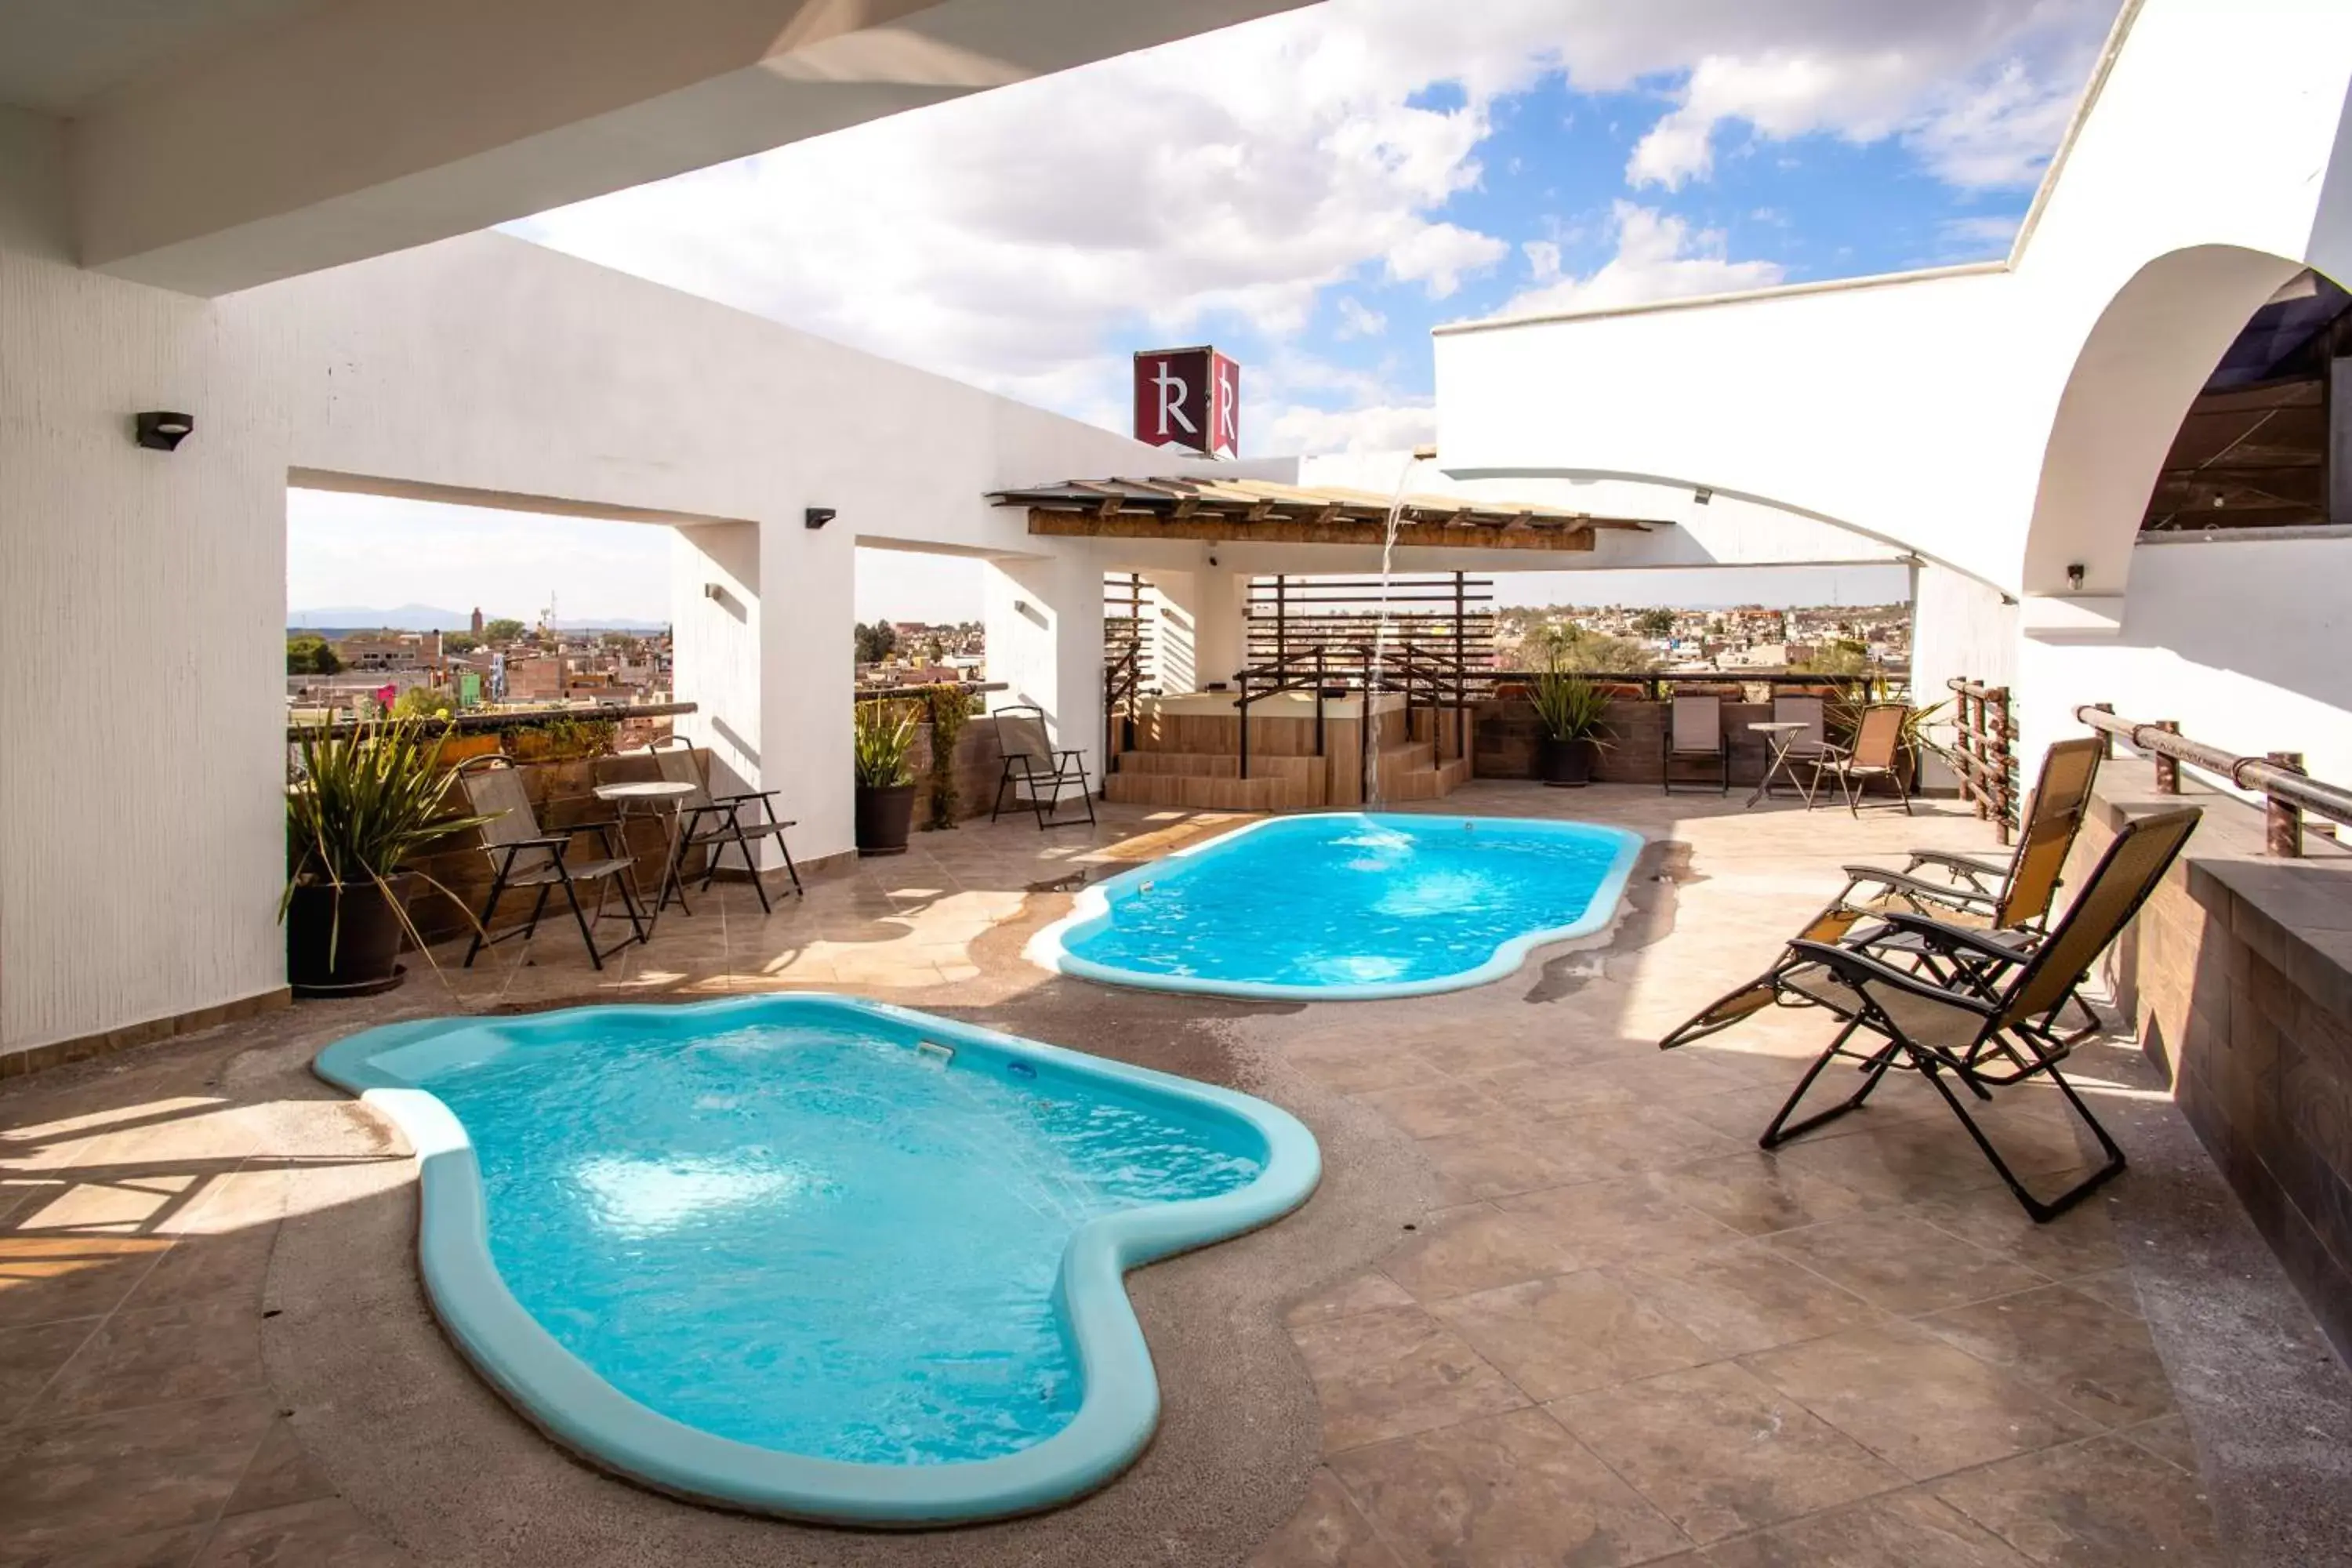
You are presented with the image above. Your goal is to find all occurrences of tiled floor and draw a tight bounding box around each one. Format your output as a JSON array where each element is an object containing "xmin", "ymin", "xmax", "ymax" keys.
[{"xmin": 0, "ymin": 782, "xmax": 2318, "ymax": 1566}]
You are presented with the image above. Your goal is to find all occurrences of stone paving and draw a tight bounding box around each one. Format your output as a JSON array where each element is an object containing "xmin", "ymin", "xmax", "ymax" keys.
[{"xmin": 0, "ymin": 782, "xmax": 2327, "ymax": 1566}]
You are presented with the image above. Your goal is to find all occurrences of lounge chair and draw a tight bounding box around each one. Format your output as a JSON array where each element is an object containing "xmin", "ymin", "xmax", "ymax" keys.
[
  {"xmin": 1762, "ymin": 804, "xmax": 2201, "ymax": 1221},
  {"xmin": 641, "ymin": 736, "xmax": 803, "ymax": 913},
  {"xmin": 1662, "ymin": 692, "xmax": 1729, "ymax": 795},
  {"xmin": 1658, "ymin": 737, "xmax": 2106, "ymax": 1051},
  {"xmin": 989, "ymin": 704, "xmax": 1096, "ymax": 829},
  {"xmin": 456, "ymin": 756, "xmax": 648, "ymax": 970},
  {"xmin": 1812, "ymin": 702, "xmax": 1911, "ymax": 815}
]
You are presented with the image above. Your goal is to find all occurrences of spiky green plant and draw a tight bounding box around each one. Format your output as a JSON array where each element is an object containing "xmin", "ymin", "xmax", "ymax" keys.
[
  {"xmin": 1530, "ymin": 669, "xmax": 1614, "ymax": 746},
  {"xmin": 282, "ymin": 715, "xmax": 493, "ymax": 964},
  {"xmin": 853, "ymin": 699, "xmax": 920, "ymax": 789}
]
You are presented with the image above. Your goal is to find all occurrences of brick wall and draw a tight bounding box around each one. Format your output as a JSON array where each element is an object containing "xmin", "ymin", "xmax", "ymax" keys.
[
  {"xmin": 2082, "ymin": 763, "xmax": 2352, "ymax": 1362},
  {"xmin": 909, "ymin": 719, "xmax": 1006, "ymax": 826},
  {"xmin": 1473, "ymin": 695, "xmax": 1846, "ymax": 791}
]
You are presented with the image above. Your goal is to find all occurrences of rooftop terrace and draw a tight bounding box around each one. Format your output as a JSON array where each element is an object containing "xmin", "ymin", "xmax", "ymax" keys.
[{"xmin": 3, "ymin": 783, "xmax": 2346, "ymax": 1566}]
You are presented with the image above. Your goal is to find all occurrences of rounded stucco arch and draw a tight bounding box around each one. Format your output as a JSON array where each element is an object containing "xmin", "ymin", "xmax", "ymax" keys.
[{"xmin": 2020, "ymin": 244, "xmax": 2318, "ymax": 599}]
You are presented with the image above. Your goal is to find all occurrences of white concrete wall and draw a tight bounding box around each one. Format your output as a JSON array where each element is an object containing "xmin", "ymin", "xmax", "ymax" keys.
[{"xmin": 0, "ymin": 230, "xmax": 1160, "ymax": 1057}]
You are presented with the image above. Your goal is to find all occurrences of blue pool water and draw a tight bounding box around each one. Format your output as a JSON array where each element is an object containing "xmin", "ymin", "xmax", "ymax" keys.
[
  {"xmin": 1036, "ymin": 813, "xmax": 1645, "ymax": 1000},
  {"xmin": 316, "ymin": 996, "xmax": 1319, "ymax": 1521}
]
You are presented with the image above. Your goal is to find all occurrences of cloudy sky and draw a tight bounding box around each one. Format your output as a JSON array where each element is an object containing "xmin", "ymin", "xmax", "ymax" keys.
[{"xmin": 289, "ymin": 0, "xmax": 2118, "ymax": 622}]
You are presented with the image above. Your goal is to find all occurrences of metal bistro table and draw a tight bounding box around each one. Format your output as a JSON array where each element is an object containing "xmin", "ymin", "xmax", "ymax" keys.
[
  {"xmin": 592, "ymin": 779, "xmax": 699, "ymax": 937},
  {"xmin": 1746, "ymin": 720, "xmax": 1816, "ymax": 808}
]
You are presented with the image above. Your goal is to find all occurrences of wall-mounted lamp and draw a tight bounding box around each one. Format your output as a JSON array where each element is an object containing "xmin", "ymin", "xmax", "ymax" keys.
[
  {"xmin": 134, "ymin": 412, "xmax": 194, "ymax": 451},
  {"xmin": 702, "ymin": 583, "xmax": 725, "ymax": 601},
  {"xmin": 2066, "ymin": 562, "xmax": 2086, "ymax": 590},
  {"xmin": 1692, "ymin": 485, "xmax": 1713, "ymax": 506},
  {"xmin": 804, "ymin": 507, "xmax": 836, "ymax": 530}
]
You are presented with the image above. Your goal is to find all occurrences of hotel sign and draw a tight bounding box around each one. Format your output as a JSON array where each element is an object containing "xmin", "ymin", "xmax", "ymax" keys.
[{"xmin": 1133, "ymin": 346, "xmax": 1239, "ymax": 459}]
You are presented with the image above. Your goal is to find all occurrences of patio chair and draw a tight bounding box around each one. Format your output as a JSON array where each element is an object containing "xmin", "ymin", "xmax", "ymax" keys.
[
  {"xmin": 642, "ymin": 736, "xmax": 803, "ymax": 913},
  {"xmin": 456, "ymin": 756, "xmax": 648, "ymax": 971},
  {"xmin": 1662, "ymin": 692, "xmax": 1729, "ymax": 795},
  {"xmin": 1813, "ymin": 702, "xmax": 1911, "ymax": 815},
  {"xmin": 989, "ymin": 704, "xmax": 1095, "ymax": 829},
  {"xmin": 1763, "ymin": 804, "xmax": 2201, "ymax": 1221}
]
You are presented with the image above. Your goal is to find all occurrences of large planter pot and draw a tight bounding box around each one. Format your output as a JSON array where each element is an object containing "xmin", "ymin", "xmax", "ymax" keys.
[
  {"xmin": 855, "ymin": 783, "xmax": 917, "ymax": 856},
  {"xmin": 285, "ymin": 874, "xmax": 415, "ymax": 997},
  {"xmin": 1540, "ymin": 735, "xmax": 1595, "ymax": 788}
]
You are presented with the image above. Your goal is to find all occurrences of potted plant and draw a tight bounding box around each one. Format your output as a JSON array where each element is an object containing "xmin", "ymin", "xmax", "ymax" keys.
[
  {"xmin": 854, "ymin": 699, "xmax": 920, "ymax": 855},
  {"xmin": 282, "ymin": 715, "xmax": 488, "ymax": 996},
  {"xmin": 1530, "ymin": 669, "xmax": 1613, "ymax": 787}
]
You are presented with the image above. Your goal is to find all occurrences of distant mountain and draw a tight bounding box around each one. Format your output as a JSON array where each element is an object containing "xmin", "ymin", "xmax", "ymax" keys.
[
  {"xmin": 289, "ymin": 604, "xmax": 470, "ymax": 631},
  {"xmin": 288, "ymin": 606, "xmax": 669, "ymax": 633}
]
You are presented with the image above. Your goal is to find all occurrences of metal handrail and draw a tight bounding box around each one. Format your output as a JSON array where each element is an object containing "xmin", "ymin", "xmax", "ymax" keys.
[
  {"xmin": 284, "ymin": 699, "xmax": 695, "ymax": 741},
  {"xmin": 1235, "ymin": 648, "xmax": 1330, "ymax": 791},
  {"xmin": 2076, "ymin": 703, "xmax": 2350, "ymax": 855}
]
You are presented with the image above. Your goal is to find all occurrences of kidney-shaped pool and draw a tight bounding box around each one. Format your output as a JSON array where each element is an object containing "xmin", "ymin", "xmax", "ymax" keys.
[
  {"xmin": 314, "ymin": 995, "xmax": 1319, "ymax": 1526},
  {"xmin": 1029, "ymin": 812, "xmax": 1646, "ymax": 1000}
]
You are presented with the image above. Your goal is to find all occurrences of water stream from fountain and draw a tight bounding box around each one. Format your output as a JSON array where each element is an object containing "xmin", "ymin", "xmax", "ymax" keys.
[{"xmin": 1363, "ymin": 451, "xmax": 1423, "ymax": 805}]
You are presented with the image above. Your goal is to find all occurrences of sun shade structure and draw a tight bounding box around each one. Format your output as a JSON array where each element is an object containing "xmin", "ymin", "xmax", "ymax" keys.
[{"xmin": 989, "ymin": 477, "xmax": 1665, "ymax": 553}]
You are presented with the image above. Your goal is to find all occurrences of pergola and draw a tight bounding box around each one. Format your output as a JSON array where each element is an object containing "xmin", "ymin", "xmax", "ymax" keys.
[{"xmin": 991, "ymin": 477, "xmax": 1667, "ymax": 552}]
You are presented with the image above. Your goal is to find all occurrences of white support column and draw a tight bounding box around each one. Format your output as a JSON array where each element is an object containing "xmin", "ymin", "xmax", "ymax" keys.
[
  {"xmin": 669, "ymin": 521, "xmax": 760, "ymax": 791},
  {"xmin": 1142, "ymin": 561, "xmax": 1250, "ymax": 692},
  {"xmin": 984, "ymin": 552, "xmax": 1106, "ymax": 782}
]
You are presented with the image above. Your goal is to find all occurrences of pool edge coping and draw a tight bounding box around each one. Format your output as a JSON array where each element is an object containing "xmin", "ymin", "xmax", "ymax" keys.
[
  {"xmin": 1024, "ymin": 811, "xmax": 1650, "ymax": 1000},
  {"xmin": 310, "ymin": 993, "xmax": 1322, "ymax": 1527}
]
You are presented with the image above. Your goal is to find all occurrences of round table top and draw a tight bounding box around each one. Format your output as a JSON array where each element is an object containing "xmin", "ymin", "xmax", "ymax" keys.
[
  {"xmin": 593, "ymin": 780, "xmax": 696, "ymax": 802},
  {"xmin": 1748, "ymin": 720, "xmax": 1811, "ymax": 732}
]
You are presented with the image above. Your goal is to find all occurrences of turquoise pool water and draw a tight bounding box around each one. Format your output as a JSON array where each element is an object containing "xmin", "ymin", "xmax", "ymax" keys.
[
  {"xmin": 1032, "ymin": 813, "xmax": 1645, "ymax": 1000},
  {"xmin": 313, "ymin": 996, "xmax": 1319, "ymax": 1523}
]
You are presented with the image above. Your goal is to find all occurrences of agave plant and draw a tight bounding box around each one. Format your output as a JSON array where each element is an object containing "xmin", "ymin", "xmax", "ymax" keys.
[
  {"xmin": 282, "ymin": 715, "xmax": 492, "ymax": 960},
  {"xmin": 853, "ymin": 699, "xmax": 920, "ymax": 789},
  {"xmin": 1530, "ymin": 668, "xmax": 1614, "ymax": 746}
]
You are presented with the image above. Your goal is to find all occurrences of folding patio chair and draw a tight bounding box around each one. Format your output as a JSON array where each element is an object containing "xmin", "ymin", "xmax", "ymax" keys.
[
  {"xmin": 1658, "ymin": 737, "xmax": 2105, "ymax": 1051},
  {"xmin": 1813, "ymin": 702, "xmax": 1911, "ymax": 815},
  {"xmin": 456, "ymin": 756, "xmax": 648, "ymax": 970},
  {"xmin": 989, "ymin": 704, "xmax": 1095, "ymax": 829},
  {"xmin": 1762, "ymin": 804, "xmax": 2201, "ymax": 1221},
  {"xmin": 641, "ymin": 736, "xmax": 803, "ymax": 913},
  {"xmin": 1662, "ymin": 691, "xmax": 1729, "ymax": 795}
]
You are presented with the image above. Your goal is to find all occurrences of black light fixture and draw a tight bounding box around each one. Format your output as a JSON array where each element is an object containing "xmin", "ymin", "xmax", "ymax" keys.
[
  {"xmin": 804, "ymin": 506, "xmax": 836, "ymax": 530},
  {"xmin": 2067, "ymin": 562, "xmax": 2087, "ymax": 590},
  {"xmin": 135, "ymin": 411, "xmax": 194, "ymax": 451},
  {"xmin": 1692, "ymin": 485, "xmax": 1713, "ymax": 506}
]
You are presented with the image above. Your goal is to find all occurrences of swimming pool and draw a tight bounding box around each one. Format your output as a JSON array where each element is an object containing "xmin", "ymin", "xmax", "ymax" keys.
[
  {"xmin": 313, "ymin": 995, "xmax": 1319, "ymax": 1525},
  {"xmin": 1029, "ymin": 813, "xmax": 1645, "ymax": 1000}
]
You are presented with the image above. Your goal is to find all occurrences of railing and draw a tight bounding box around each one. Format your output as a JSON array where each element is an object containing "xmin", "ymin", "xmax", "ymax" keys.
[
  {"xmin": 2077, "ymin": 704, "xmax": 2352, "ymax": 857},
  {"xmin": 1234, "ymin": 648, "xmax": 1332, "ymax": 795},
  {"xmin": 1248, "ymin": 572, "xmax": 1495, "ymax": 670},
  {"xmin": 852, "ymin": 679, "xmax": 1006, "ymax": 702},
  {"xmin": 1947, "ymin": 680, "xmax": 2018, "ymax": 844},
  {"xmin": 284, "ymin": 699, "xmax": 696, "ymax": 741},
  {"xmin": 1103, "ymin": 648, "xmax": 1144, "ymax": 800}
]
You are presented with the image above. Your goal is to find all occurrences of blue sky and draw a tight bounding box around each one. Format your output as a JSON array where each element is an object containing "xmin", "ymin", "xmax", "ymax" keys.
[{"xmin": 289, "ymin": 0, "xmax": 2116, "ymax": 622}]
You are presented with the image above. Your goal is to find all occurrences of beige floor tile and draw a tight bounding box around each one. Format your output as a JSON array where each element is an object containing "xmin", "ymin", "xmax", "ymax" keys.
[
  {"xmin": 1741, "ymin": 1320, "xmax": 2100, "ymax": 1480},
  {"xmin": 1250, "ymin": 1467, "xmax": 1405, "ymax": 1568},
  {"xmin": 1551, "ymin": 1361, "xmax": 1905, "ymax": 1544},
  {"xmin": 1613, "ymin": 1242, "xmax": 1886, "ymax": 1356},
  {"xmin": 1650, "ymin": 1149, "xmax": 1871, "ymax": 1236},
  {"xmin": 220, "ymin": 1416, "xmax": 339, "ymax": 1519},
  {"xmin": 1933, "ymin": 1434, "xmax": 2226, "ymax": 1567},
  {"xmin": 1288, "ymin": 1304, "xmax": 1530, "ymax": 1452},
  {"xmin": 192, "ymin": 1497, "xmax": 410, "ymax": 1567},
  {"xmin": 1428, "ymin": 1270, "xmax": 1711, "ymax": 1401},
  {"xmin": 1286, "ymin": 1272, "xmax": 1418, "ymax": 1329},
  {"xmin": 1375, "ymin": 1204, "xmax": 1580, "ymax": 1303},
  {"xmin": 1330, "ymin": 1407, "xmax": 1691, "ymax": 1568},
  {"xmin": 1495, "ymin": 1175, "xmax": 1746, "ymax": 1270},
  {"xmin": 1413, "ymin": 1126, "xmax": 1608, "ymax": 1204},
  {"xmin": 0, "ymin": 1237, "xmax": 168, "ymax": 1329},
  {"xmin": 1354, "ymin": 1080, "xmax": 1519, "ymax": 1141},
  {"xmin": 1698, "ymin": 1490, "xmax": 2034, "ymax": 1567},
  {"xmin": 0, "ymin": 1316, "xmax": 96, "ymax": 1422},
  {"xmin": 2117, "ymin": 1412, "xmax": 2200, "ymax": 1475},
  {"xmin": 1763, "ymin": 1214, "xmax": 2052, "ymax": 1315},
  {"xmin": 1529, "ymin": 1103, "xmax": 1745, "ymax": 1174},
  {"xmin": 0, "ymin": 1392, "xmax": 274, "ymax": 1558},
  {"xmin": 1299, "ymin": 1051, "xmax": 1450, "ymax": 1098},
  {"xmin": 24, "ymin": 1295, "xmax": 266, "ymax": 1421},
  {"xmin": 1917, "ymin": 1284, "xmax": 2175, "ymax": 1428}
]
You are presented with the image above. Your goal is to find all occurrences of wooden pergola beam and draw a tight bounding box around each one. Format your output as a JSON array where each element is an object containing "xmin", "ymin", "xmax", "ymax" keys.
[{"xmin": 1026, "ymin": 508, "xmax": 1600, "ymax": 551}]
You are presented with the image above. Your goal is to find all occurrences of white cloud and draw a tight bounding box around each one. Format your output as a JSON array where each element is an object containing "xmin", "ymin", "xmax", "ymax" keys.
[
  {"xmin": 1497, "ymin": 201, "xmax": 1787, "ymax": 318},
  {"xmin": 1265, "ymin": 401, "xmax": 1439, "ymax": 456},
  {"xmin": 1384, "ymin": 222, "xmax": 1508, "ymax": 298},
  {"xmin": 1333, "ymin": 296, "xmax": 1389, "ymax": 339}
]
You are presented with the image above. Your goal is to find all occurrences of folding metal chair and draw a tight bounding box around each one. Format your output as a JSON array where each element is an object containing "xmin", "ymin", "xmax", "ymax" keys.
[
  {"xmin": 456, "ymin": 756, "xmax": 647, "ymax": 970},
  {"xmin": 1766, "ymin": 805, "xmax": 2202, "ymax": 1221},
  {"xmin": 989, "ymin": 705, "xmax": 1095, "ymax": 829},
  {"xmin": 642, "ymin": 737, "xmax": 803, "ymax": 913},
  {"xmin": 1813, "ymin": 702, "xmax": 1912, "ymax": 815},
  {"xmin": 1662, "ymin": 691, "xmax": 1729, "ymax": 794},
  {"xmin": 1659, "ymin": 738, "xmax": 2106, "ymax": 1052}
]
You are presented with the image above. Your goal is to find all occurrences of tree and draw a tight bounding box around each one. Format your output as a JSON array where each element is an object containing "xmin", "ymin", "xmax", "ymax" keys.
[
  {"xmin": 1794, "ymin": 639, "xmax": 1872, "ymax": 677},
  {"xmin": 482, "ymin": 618, "xmax": 527, "ymax": 644},
  {"xmin": 392, "ymin": 684, "xmax": 455, "ymax": 720},
  {"xmin": 442, "ymin": 632, "xmax": 481, "ymax": 655},
  {"xmin": 1634, "ymin": 608, "xmax": 1678, "ymax": 640},
  {"xmin": 1535, "ymin": 622, "xmax": 1656, "ymax": 676},
  {"xmin": 853, "ymin": 619, "xmax": 898, "ymax": 664},
  {"xmin": 286, "ymin": 634, "xmax": 341, "ymax": 675}
]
